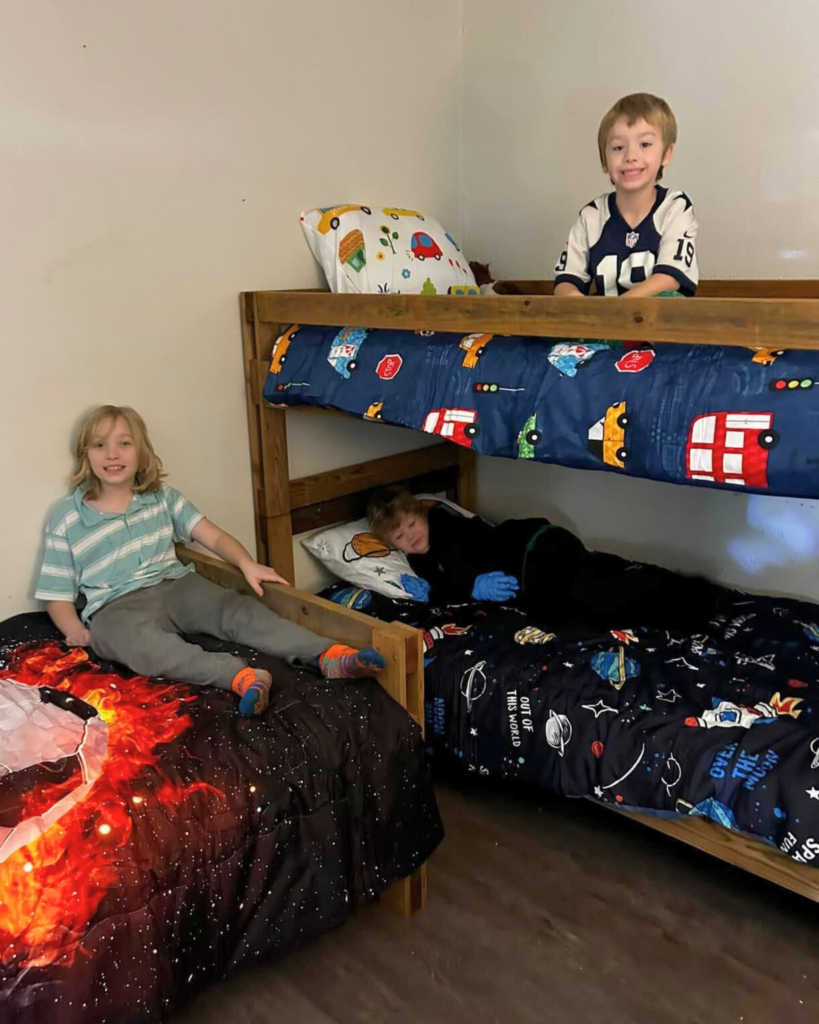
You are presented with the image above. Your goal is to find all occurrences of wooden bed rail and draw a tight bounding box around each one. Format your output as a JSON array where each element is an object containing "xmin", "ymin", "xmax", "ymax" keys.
[
  {"xmin": 493, "ymin": 278, "xmax": 819, "ymax": 299},
  {"xmin": 250, "ymin": 288, "xmax": 819, "ymax": 350},
  {"xmin": 610, "ymin": 805, "xmax": 819, "ymax": 904},
  {"xmin": 176, "ymin": 545, "xmax": 424, "ymax": 730}
]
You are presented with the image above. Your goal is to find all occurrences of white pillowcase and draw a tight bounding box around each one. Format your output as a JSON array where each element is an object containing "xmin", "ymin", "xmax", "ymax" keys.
[
  {"xmin": 301, "ymin": 518, "xmax": 418, "ymax": 600},
  {"xmin": 300, "ymin": 204, "xmax": 477, "ymax": 295},
  {"xmin": 414, "ymin": 494, "xmax": 478, "ymax": 520}
]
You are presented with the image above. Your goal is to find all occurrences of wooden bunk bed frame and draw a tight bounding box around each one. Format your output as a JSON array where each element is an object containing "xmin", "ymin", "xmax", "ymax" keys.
[{"xmin": 239, "ymin": 280, "xmax": 819, "ymax": 904}]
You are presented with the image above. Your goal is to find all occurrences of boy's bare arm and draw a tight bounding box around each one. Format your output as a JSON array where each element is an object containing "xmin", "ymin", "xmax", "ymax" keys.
[
  {"xmin": 554, "ymin": 282, "xmax": 585, "ymax": 297},
  {"xmin": 621, "ymin": 273, "xmax": 679, "ymax": 298},
  {"xmin": 191, "ymin": 518, "xmax": 290, "ymax": 594},
  {"xmin": 46, "ymin": 601, "xmax": 91, "ymax": 646}
]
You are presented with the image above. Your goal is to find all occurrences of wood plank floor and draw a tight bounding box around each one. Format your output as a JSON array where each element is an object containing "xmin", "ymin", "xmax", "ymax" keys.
[{"xmin": 175, "ymin": 779, "xmax": 819, "ymax": 1024}]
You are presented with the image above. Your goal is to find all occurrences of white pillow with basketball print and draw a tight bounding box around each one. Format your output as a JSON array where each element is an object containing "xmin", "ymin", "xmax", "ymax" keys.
[
  {"xmin": 301, "ymin": 518, "xmax": 419, "ymax": 600},
  {"xmin": 299, "ymin": 204, "xmax": 477, "ymax": 295}
]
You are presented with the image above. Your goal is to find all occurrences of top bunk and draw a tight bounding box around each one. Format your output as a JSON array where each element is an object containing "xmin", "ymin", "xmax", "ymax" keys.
[{"xmin": 241, "ymin": 280, "xmax": 819, "ymax": 513}]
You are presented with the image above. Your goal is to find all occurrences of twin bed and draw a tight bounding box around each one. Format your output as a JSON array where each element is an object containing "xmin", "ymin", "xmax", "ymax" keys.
[
  {"xmin": 3, "ymin": 280, "xmax": 819, "ymax": 1023},
  {"xmin": 0, "ymin": 552, "xmax": 435, "ymax": 1023}
]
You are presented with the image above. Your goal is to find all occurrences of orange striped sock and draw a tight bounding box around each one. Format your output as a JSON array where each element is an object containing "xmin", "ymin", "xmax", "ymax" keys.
[
  {"xmin": 231, "ymin": 667, "xmax": 271, "ymax": 716},
  {"xmin": 318, "ymin": 644, "xmax": 385, "ymax": 679}
]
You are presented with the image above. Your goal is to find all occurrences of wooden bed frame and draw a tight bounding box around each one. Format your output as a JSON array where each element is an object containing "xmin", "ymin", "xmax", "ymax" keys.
[{"xmin": 237, "ymin": 280, "xmax": 819, "ymax": 904}]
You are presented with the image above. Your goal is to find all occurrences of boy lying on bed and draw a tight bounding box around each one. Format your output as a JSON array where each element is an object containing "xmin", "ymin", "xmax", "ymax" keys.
[{"xmin": 368, "ymin": 488, "xmax": 722, "ymax": 633}]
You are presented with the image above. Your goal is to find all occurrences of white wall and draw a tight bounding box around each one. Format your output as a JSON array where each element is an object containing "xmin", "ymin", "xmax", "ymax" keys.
[
  {"xmin": 1, "ymin": 0, "xmax": 462, "ymax": 614},
  {"xmin": 462, "ymin": 0, "xmax": 819, "ymax": 601}
]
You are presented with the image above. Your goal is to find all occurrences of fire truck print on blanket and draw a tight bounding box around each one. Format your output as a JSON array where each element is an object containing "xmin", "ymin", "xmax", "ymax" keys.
[{"xmin": 264, "ymin": 325, "xmax": 819, "ymax": 498}]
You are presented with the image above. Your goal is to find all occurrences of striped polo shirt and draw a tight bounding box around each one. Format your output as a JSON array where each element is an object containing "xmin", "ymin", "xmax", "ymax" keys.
[{"xmin": 35, "ymin": 486, "xmax": 205, "ymax": 623}]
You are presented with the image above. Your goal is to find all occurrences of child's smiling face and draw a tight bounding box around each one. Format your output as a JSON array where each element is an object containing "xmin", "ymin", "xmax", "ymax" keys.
[
  {"xmin": 605, "ymin": 116, "xmax": 673, "ymax": 193},
  {"xmin": 86, "ymin": 416, "xmax": 139, "ymax": 490}
]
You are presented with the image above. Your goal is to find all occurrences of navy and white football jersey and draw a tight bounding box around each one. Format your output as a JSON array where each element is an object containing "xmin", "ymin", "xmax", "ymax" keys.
[{"xmin": 554, "ymin": 186, "xmax": 699, "ymax": 296}]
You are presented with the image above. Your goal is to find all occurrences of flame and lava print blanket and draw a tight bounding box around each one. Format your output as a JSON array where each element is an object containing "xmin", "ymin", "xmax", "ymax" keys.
[
  {"xmin": 0, "ymin": 613, "xmax": 442, "ymax": 1024},
  {"xmin": 322, "ymin": 582, "xmax": 819, "ymax": 867}
]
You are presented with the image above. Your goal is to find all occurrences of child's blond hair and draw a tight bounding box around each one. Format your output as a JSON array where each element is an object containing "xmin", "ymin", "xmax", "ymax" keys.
[
  {"xmin": 72, "ymin": 405, "xmax": 165, "ymax": 499},
  {"xmin": 367, "ymin": 486, "xmax": 427, "ymax": 540},
  {"xmin": 597, "ymin": 93, "xmax": 678, "ymax": 181}
]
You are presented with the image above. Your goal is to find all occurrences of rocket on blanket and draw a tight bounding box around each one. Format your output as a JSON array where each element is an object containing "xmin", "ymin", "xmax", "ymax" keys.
[{"xmin": 685, "ymin": 693, "xmax": 803, "ymax": 729}]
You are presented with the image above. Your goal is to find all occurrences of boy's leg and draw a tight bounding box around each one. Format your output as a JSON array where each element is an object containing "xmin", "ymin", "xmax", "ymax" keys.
[
  {"xmin": 89, "ymin": 584, "xmax": 247, "ymax": 689},
  {"xmin": 164, "ymin": 573, "xmax": 385, "ymax": 679},
  {"xmin": 521, "ymin": 526, "xmax": 720, "ymax": 632},
  {"xmin": 565, "ymin": 554, "xmax": 721, "ymax": 632},
  {"xmin": 519, "ymin": 526, "xmax": 589, "ymax": 625},
  {"xmin": 163, "ymin": 572, "xmax": 331, "ymax": 660}
]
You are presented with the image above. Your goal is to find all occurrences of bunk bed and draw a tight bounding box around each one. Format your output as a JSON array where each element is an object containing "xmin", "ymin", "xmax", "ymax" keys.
[
  {"xmin": 241, "ymin": 281, "xmax": 819, "ymax": 903},
  {"xmin": 0, "ymin": 551, "xmax": 438, "ymax": 1024}
]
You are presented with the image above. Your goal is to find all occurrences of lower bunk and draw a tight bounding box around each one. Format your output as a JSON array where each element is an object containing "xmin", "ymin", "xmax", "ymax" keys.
[
  {"xmin": 321, "ymin": 561, "xmax": 819, "ymax": 898},
  {"xmin": 0, "ymin": 554, "xmax": 441, "ymax": 1024}
]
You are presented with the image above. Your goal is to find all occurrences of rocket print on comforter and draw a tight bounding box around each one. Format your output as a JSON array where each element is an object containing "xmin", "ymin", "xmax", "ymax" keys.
[
  {"xmin": 335, "ymin": 586, "xmax": 819, "ymax": 867},
  {"xmin": 264, "ymin": 325, "xmax": 819, "ymax": 499}
]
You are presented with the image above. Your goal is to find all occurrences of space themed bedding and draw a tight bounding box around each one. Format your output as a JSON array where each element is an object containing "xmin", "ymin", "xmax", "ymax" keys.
[
  {"xmin": 264, "ymin": 323, "xmax": 819, "ymax": 499},
  {"xmin": 324, "ymin": 582, "xmax": 819, "ymax": 868},
  {"xmin": 0, "ymin": 613, "xmax": 442, "ymax": 1024}
]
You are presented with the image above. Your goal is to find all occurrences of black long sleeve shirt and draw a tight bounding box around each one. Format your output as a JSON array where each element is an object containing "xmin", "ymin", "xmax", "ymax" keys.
[{"xmin": 407, "ymin": 507, "xmax": 560, "ymax": 606}]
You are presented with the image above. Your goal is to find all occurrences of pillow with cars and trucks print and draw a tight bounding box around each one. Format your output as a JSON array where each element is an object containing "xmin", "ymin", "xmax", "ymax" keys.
[{"xmin": 300, "ymin": 204, "xmax": 478, "ymax": 295}]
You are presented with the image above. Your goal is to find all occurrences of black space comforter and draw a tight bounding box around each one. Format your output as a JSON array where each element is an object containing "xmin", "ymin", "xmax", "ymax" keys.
[
  {"xmin": 0, "ymin": 613, "xmax": 441, "ymax": 1024},
  {"xmin": 328, "ymin": 584, "xmax": 819, "ymax": 867}
]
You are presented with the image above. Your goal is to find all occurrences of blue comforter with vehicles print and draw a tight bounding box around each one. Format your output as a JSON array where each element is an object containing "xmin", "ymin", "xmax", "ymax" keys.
[
  {"xmin": 263, "ymin": 323, "xmax": 819, "ymax": 498},
  {"xmin": 322, "ymin": 580, "xmax": 819, "ymax": 866}
]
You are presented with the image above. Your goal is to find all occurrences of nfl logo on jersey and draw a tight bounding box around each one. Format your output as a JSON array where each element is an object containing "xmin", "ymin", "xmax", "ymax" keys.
[{"xmin": 625, "ymin": 231, "xmax": 640, "ymax": 249}]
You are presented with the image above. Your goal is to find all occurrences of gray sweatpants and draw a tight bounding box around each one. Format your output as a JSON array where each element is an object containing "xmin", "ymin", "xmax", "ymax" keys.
[{"xmin": 89, "ymin": 572, "xmax": 333, "ymax": 689}]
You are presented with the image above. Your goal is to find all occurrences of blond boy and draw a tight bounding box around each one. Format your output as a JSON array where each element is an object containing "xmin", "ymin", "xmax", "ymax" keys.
[{"xmin": 554, "ymin": 92, "xmax": 698, "ymax": 298}]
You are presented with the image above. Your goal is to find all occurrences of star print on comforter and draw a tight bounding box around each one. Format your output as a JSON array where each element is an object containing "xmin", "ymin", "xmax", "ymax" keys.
[
  {"xmin": 325, "ymin": 584, "xmax": 819, "ymax": 867},
  {"xmin": 0, "ymin": 613, "xmax": 442, "ymax": 1024}
]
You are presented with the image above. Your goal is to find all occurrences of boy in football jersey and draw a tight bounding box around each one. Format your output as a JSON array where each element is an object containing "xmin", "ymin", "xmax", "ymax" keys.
[{"xmin": 554, "ymin": 93, "xmax": 698, "ymax": 298}]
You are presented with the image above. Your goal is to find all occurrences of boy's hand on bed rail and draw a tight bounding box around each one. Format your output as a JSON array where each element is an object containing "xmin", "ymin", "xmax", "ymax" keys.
[
  {"xmin": 472, "ymin": 572, "xmax": 519, "ymax": 602},
  {"xmin": 191, "ymin": 518, "xmax": 290, "ymax": 594},
  {"xmin": 241, "ymin": 560, "xmax": 291, "ymax": 596}
]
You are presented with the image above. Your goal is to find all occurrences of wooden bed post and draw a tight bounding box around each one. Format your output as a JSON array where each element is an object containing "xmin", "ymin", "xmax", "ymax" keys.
[
  {"xmin": 371, "ymin": 621, "xmax": 428, "ymax": 916},
  {"xmin": 241, "ymin": 292, "xmax": 296, "ymax": 582},
  {"xmin": 456, "ymin": 448, "xmax": 477, "ymax": 511},
  {"xmin": 380, "ymin": 866, "xmax": 429, "ymax": 917},
  {"xmin": 239, "ymin": 292, "xmax": 268, "ymax": 563},
  {"xmin": 371, "ymin": 622, "xmax": 428, "ymax": 916}
]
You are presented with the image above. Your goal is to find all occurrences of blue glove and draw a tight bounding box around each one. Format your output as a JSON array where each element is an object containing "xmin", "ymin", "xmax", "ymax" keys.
[
  {"xmin": 471, "ymin": 572, "xmax": 520, "ymax": 602},
  {"xmin": 401, "ymin": 574, "xmax": 431, "ymax": 602}
]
